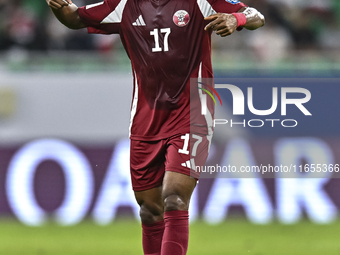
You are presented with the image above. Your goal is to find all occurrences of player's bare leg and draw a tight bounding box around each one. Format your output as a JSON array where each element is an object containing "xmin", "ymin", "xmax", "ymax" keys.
[
  {"xmin": 161, "ymin": 171, "xmax": 197, "ymax": 255},
  {"xmin": 134, "ymin": 172, "xmax": 196, "ymax": 255},
  {"xmin": 135, "ymin": 186, "xmax": 164, "ymax": 255},
  {"xmin": 135, "ymin": 186, "xmax": 164, "ymax": 224},
  {"xmin": 162, "ymin": 171, "xmax": 196, "ymax": 212}
]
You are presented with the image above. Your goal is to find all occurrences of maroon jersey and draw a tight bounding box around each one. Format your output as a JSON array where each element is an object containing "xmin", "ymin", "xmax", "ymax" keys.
[{"xmin": 78, "ymin": 0, "xmax": 246, "ymax": 141}]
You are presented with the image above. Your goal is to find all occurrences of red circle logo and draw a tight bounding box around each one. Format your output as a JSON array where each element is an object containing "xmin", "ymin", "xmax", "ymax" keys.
[{"xmin": 173, "ymin": 10, "xmax": 190, "ymax": 27}]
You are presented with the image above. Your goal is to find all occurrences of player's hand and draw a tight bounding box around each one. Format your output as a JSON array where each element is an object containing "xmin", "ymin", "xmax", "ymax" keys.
[
  {"xmin": 46, "ymin": 0, "xmax": 73, "ymax": 9},
  {"xmin": 204, "ymin": 13, "xmax": 238, "ymax": 37}
]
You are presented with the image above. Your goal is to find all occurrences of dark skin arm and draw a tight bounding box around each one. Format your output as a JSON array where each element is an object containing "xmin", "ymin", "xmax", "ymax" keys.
[
  {"xmin": 46, "ymin": 0, "xmax": 85, "ymax": 29},
  {"xmin": 205, "ymin": 7, "xmax": 265, "ymax": 37}
]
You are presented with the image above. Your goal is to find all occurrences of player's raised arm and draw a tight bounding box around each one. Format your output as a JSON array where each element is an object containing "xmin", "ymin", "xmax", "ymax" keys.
[
  {"xmin": 46, "ymin": 0, "xmax": 86, "ymax": 29},
  {"xmin": 205, "ymin": 7, "xmax": 265, "ymax": 37}
]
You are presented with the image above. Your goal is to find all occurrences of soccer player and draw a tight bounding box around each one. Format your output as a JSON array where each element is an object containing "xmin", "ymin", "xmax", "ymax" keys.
[{"xmin": 45, "ymin": 0, "xmax": 264, "ymax": 254}]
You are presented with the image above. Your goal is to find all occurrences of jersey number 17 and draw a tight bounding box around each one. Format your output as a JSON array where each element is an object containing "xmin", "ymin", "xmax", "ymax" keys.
[{"xmin": 150, "ymin": 28, "xmax": 171, "ymax": 52}]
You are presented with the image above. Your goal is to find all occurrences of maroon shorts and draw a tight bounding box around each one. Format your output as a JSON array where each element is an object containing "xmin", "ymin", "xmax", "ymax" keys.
[{"xmin": 130, "ymin": 133, "xmax": 212, "ymax": 191}]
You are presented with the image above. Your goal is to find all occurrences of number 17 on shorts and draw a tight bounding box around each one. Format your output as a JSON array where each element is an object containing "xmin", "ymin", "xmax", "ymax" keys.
[{"xmin": 177, "ymin": 133, "xmax": 212, "ymax": 179}]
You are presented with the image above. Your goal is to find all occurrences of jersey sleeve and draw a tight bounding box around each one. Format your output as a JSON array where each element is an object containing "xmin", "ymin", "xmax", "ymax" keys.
[
  {"xmin": 78, "ymin": 0, "xmax": 123, "ymax": 34},
  {"xmin": 209, "ymin": 0, "xmax": 247, "ymax": 14}
]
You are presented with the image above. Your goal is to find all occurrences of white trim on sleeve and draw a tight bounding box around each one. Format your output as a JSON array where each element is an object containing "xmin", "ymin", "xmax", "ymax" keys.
[
  {"xmin": 86, "ymin": 1, "xmax": 104, "ymax": 9},
  {"xmin": 101, "ymin": 0, "xmax": 128, "ymax": 23},
  {"xmin": 197, "ymin": 0, "xmax": 217, "ymax": 18}
]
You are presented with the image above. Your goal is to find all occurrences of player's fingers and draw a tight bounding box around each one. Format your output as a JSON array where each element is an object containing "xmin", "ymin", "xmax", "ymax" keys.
[
  {"xmin": 204, "ymin": 14, "xmax": 219, "ymax": 21},
  {"xmin": 204, "ymin": 19, "xmax": 222, "ymax": 31},
  {"xmin": 49, "ymin": 1, "xmax": 63, "ymax": 9},
  {"xmin": 213, "ymin": 23, "xmax": 226, "ymax": 31},
  {"xmin": 53, "ymin": 0, "xmax": 69, "ymax": 7},
  {"xmin": 218, "ymin": 26, "xmax": 236, "ymax": 37},
  {"xmin": 59, "ymin": 0, "xmax": 70, "ymax": 6},
  {"xmin": 212, "ymin": 23, "xmax": 228, "ymax": 33},
  {"xmin": 219, "ymin": 30, "xmax": 232, "ymax": 37},
  {"xmin": 215, "ymin": 25, "xmax": 235, "ymax": 35}
]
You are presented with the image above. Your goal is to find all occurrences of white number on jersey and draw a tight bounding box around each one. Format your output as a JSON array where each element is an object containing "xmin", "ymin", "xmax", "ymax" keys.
[{"xmin": 150, "ymin": 28, "xmax": 171, "ymax": 52}]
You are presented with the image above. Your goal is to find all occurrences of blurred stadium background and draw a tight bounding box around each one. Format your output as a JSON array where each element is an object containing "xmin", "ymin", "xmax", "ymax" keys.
[{"xmin": 1, "ymin": 0, "xmax": 340, "ymax": 254}]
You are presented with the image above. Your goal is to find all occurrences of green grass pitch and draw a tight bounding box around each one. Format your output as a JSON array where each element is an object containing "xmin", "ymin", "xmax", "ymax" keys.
[{"xmin": 0, "ymin": 218, "xmax": 339, "ymax": 255}]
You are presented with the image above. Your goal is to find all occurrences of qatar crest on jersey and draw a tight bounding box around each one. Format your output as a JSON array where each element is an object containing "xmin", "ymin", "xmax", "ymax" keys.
[{"xmin": 173, "ymin": 10, "xmax": 190, "ymax": 27}]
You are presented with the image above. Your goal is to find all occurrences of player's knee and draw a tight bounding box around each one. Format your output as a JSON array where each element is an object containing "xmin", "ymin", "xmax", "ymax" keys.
[
  {"xmin": 163, "ymin": 194, "xmax": 188, "ymax": 212},
  {"xmin": 140, "ymin": 205, "xmax": 155, "ymax": 224},
  {"xmin": 139, "ymin": 203, "xmax": 163, "ymax": 224}
]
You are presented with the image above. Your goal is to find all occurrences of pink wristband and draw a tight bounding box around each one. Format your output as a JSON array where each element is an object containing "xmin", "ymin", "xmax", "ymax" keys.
[{"xmin": 232, "ymin": 13, "xmax": 247, "ymax": 27}]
